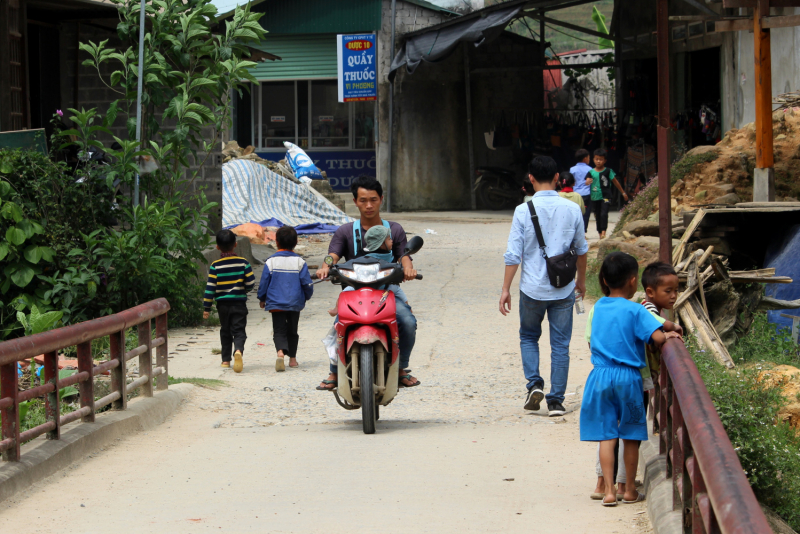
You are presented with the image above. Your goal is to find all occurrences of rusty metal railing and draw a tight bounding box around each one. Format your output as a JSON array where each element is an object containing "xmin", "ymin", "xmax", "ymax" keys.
[
  {"xmin": 654, "ymin": 339, "xmax": 771, "ymax": 534},
  {"xmin": 0, "ymin": 299, "xmax": 170, "ymax": 461}
]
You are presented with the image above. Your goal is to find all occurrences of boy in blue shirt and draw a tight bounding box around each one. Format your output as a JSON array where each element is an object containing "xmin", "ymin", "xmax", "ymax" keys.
[
  {"xmin": 580, "ymin": 252, "xmax": 678, "ymax": 506},
  {"xmin": 258, "ymin": 226, "xmax": 313, "ymax": 372}
]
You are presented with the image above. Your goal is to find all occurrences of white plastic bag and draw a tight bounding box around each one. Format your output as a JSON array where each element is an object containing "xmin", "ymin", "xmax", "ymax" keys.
[
  {"xmin": 322, "ymin": 326, "xmax": 338, "ymax": 364},
  {"xmin": 284, "ymin": 142, "xmax": 323, "ymax": 180}
]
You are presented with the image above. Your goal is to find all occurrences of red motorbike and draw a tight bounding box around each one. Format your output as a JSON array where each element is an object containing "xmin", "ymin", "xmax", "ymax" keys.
[{"xmin": 320, "ymin": 236, "xmax": 423, "ymax": 434}]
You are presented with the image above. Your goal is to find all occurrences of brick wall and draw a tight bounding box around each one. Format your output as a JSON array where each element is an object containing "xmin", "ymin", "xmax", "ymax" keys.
[{"xmin": 59, "ymin": 21, "xmax": 224, "ymax": 230}]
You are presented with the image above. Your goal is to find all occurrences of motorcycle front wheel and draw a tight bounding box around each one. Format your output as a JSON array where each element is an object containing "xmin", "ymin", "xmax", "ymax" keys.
[
  {"xmin": 359, "ymin": 344, "xmax": 376, "ymax": 434},
  {"xmin": 476, "ymin": 178, "xmax": 510, "ymax": 210}
]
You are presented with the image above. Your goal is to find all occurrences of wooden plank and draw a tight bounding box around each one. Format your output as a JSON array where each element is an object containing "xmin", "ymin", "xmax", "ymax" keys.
[
  {"xmin": 681, "ymin": 296, "xmax": 735, "ymax": 368},
  {"xmin": 755, "ymin": 0, "xmax": 774, "ymax": 170},
  {"xmin": 155, "ymin": 314, "xmax": 168, "ymax": 391},
  {"xmin": 138, "ymin": 320, "xmax": 153, "ymax": 398},
  {"xmin": 723, "ymin": 0, "xmax": 800, "ymax": 7},
  {"xmin": 729, "ymin": 275, "xmax": 792, "ymax": 284},
  {"xmin": 0, "ymin": 362, "xmax": 20, "ymax": 461},
  {"xmin": 675, "ymin": 266, "xmax": 713, "ymax": 310},
  {"xmin": 697, "ymin": 246, "xmax": 714, "ymax": 268},
  {"xmin": 711, "ymin": 258, "xmax": 730, "ymax": 281},
  {"xmin": 76, "ymin": 341, "xmax": 95, "ymax": 423},
  {"xmin": 672, "ymin": 209, "xmax": 706, "ymax": 265},
  {"xmin": 110, "ymin": 330, "xmax": 127, "ymax": 410},
  {"xmin": 43, "ymin": 351, "xmax": 59, "ymax": 440}
]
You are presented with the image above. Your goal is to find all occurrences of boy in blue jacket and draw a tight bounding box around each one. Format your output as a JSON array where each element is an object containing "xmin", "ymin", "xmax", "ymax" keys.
[{"xmin": 258, "ymin": 226, "xmax": 313, "ymax": 372}]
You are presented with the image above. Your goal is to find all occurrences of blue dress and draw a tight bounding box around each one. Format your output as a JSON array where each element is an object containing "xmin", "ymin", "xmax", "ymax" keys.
[{"xmin": 580, "ymin": 297, "xmax": 663, "ymax": 441}]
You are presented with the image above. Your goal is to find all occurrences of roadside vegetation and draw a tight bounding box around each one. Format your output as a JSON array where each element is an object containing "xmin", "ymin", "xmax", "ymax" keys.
[
  {"xmin": 0, "ymin": 0, "xmax": 265, "ymax": 339},
  {"xmin": 690, "ymin": 315, "xmax": 800, "ymax": 530}
]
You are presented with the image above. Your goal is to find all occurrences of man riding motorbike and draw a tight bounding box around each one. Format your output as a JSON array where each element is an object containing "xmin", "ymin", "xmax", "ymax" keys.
[{"xmin": 316, "ymin": 175, "xmax": 420, "ymax": 390}]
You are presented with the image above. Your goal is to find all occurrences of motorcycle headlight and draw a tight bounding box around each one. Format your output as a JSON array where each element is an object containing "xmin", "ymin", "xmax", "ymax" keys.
[{"xmin": 338, "ymin": 265, "xmax": 395, "ymax": 283}]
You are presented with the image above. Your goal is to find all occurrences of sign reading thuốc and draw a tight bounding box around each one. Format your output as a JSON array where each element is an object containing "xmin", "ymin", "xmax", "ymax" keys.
[{"xmin": 337, "ymin": 34, "xmax": 377, "ymax": 103}]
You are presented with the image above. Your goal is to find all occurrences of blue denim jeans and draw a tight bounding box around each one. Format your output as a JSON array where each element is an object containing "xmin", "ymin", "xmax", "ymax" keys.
[
  {"xmin": 329, "ymin": 298, "xmax": 417, "ymax": 374},
  {"xmin": 519, "ymin": 290, "xmax": 575, "ymax": 404}
]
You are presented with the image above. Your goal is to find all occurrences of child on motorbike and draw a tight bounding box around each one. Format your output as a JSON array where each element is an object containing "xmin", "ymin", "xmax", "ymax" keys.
[{"xmin": 258, "ymin": 226, "xmax": 314, "ymax": 372}]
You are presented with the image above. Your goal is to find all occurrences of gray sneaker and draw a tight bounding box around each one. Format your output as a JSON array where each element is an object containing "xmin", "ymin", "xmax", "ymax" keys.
[
  {"xmin": 547, "ymin": 401, "xmax": 566, "ymax": 417},
  {"xmin": 524, "ymin": 386, "xmax": 545, "ymax": 411}
]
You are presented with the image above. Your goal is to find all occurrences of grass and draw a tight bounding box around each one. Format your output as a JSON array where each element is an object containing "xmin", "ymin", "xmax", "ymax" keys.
[
  {"xmin": 211, "ymin": 348, "xmax": 222, "ymax": 355},
  {"xmin": 614, "ymin": 151, "xmax": 720, "ymax": 233},
  {"xmin": 690, "ymin": 315, "xmax": 800, "ymax": 529},
  {"xmin": 167, "ymin": 376, "xmax": 227, "ymax": 390}
]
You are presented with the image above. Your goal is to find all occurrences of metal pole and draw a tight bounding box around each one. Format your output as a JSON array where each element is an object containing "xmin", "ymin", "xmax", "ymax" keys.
[
  {"xmin": 656, "ymin": 0, "xmax": 672, "ymax": 263},
  {"xmin": 753, "ymin": 0, "xmax": 775, "ymax": 201},
  {"xmin": 386, "ymin": 0, "xmax": 396, "ymax": 213},
  {"xmin": 463, "ymin": 45, "xmax": 476, "ymax": 210},
  {"xmin": 133, "ymin": 0, "xmax": 146, "ymax": 208}
]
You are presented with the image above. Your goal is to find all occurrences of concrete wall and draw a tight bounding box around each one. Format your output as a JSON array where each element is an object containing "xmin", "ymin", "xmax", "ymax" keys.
[{"xmin": 59, "ymin": 22, "xmax": 224, "ymax": 230}]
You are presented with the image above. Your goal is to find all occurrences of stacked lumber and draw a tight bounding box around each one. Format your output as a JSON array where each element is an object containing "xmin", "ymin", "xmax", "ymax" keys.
[{"xmin": 672, "ymin": 210, "xmax": 793, "ymax": 368}]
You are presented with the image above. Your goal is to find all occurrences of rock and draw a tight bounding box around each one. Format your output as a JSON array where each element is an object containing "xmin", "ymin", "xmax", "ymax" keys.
[
  {"xmin": 647, "ymin": 212, "xmax": 659, "ymax": 222},
  {"xmin": 744, "ymin": 121, "xmax": 756, "ymax": 131},
  {"xmin": 709, "ymin": 183, "xmax": 735, "ymax": 195},
  {"xmin": 624, "ymin": 219, "xmax": 660, "ymax": 237},
  {"xmin": 685, "ymin": 145, "xmax": 720, "ymax": 158},
  {"xmin": 670, "ymin": 199, "xmax": 678, "ymax": 209},
  {"xmin": 196, "ymin": 235, "xmax": 260, "ymax": 281},
  {"xmin": 622, "ymin": 230, "xmax": 633, "ymax": 239},
  {"xmin": 597, "ymin": 238, "xmax": 657, "ymax": 264},
  {"xmin": 635, "ymin": 236, "xmax": 681, "ymax": 255},
  {"xmin": 776, "ymin": 134, "xmax": 787, "ymax": 140},
  {"xmin": 713, "ymin": 193, "xmax": 741, "ymax": 205},
  {"xmin": 695, "ymin": 190, "xmax": 707, "ymax": 201}
]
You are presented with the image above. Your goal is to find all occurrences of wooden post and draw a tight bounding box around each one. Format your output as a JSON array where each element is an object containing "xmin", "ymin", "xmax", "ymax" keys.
[
  {"xmin": 463, "ymin": 45, "xmax": 476, "ymax": 211},
  {"xmin": 657, "ymin": 0, "xmax": 673, "ymax": 262},
  {"xmin": 76, "ymin": 341, "xmax": 95, "ymax": 423},
  {"xmin": 43, "ymin": 350, "xmax": 60, "ymax": 440},
  {"xmin": 0, "ymin": 362, "xmax": 20, "ymax": 461},
  {"xmin": 110, "ymin": 329, "xmax": 127, "ymax": 410},
  {"xmin": 753, "ymin": 0, "xmax": 775, "ymax": 201},
  {"xmin": 155, "ymin": 314, "xmax": 168, "ymax": 391},
  {"xmin": 138, "ymin": 319, "xmax": 153, "ymax": 397}
]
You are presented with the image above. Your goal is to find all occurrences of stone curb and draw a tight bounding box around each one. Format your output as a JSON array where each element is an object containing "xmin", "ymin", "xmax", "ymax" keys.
[
  {"xmin": 640, "ymin": 432, "xmax": 682, "ymax": 534},
  {"xmin": 0, "ymin": 383, "xmax": 194, "ymax": 503}
]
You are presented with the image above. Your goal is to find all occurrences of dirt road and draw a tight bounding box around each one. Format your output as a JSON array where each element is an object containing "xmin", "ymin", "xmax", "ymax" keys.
[{"xmin": 0, "ymin": 211, "xmax": 649, "ymax": 533}]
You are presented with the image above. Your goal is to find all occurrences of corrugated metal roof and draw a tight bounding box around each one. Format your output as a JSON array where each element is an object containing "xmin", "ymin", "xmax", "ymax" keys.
[{"xmin": 248, "ymin": 34, "xmax": 337, "ymax": 80}]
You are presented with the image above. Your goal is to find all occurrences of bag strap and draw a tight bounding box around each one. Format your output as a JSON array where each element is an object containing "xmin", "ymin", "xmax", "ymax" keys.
[{"xmin": 526, "ymin": 201, "xmax": 548, "ymax": 259}]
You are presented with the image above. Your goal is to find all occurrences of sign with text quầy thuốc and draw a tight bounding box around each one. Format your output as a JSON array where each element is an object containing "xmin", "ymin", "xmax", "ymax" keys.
[
  {"xmin": 337, "ymin": 34, "xmax": 377, "ymax": 103},
  {"xmin": 258, "ymin": 150, "xmax": 376, "ymax": 191}
]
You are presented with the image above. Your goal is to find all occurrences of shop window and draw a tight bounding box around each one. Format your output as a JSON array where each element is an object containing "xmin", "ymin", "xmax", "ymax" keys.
[
  {"xmin": 261, "ymin": 82, "xmax": 296, "ymax": 148},
  {"xmin": 256, "ymin": 80, "xmax": 373, "ymax": 151}
]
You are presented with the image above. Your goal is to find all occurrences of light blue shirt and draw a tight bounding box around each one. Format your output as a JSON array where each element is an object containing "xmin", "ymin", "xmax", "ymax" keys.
[
  {"xmin": 504, "ymin": 191, "xmax": 589, "ymax": 301},
  {"xmin": 570, "ymin": 162, "xmax": 592, "ymax": 196}
]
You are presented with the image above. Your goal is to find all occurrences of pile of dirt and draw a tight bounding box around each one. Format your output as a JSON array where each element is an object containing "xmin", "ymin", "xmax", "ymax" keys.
[
  {"xmin": 758, "ymin": 364, "xmax": 800, "ymax": 432},
  {"xmin": 672, "ymin": 109, "xmax": 800, "ymax": 212}
]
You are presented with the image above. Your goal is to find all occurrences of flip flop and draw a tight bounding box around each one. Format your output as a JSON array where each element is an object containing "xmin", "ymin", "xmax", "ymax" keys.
[
  {"xmin": 589, "ymin": 493, "xmax": 604, "ymax": 500},
  {"xmin": 399, "ymin": 373, "xmax": 421, "ymax": 388},
  {"xmin": 275, "ymin": 357, "xmax": 285, "ymax": 372},
  {"xmin": 316, "ymin": 380, "xmax": 336, "ymax": 391},
  {"xmin": 601, "ymin": 499, "xmax": 618, "ymax": 507},
  {"xmin": 622, "ymin": 492, "xmax": 646, "ymax": 504}
]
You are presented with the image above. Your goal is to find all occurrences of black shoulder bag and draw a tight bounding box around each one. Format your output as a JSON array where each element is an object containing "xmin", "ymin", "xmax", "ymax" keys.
[{"xmin": 527, "ymin": 200, "xmax": 578, "ymax": 288}]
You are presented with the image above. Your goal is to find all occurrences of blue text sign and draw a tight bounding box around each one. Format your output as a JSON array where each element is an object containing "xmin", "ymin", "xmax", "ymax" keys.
[{"xmin": 337, "ymin": 34, "xmax": 377, "ymax": 103}]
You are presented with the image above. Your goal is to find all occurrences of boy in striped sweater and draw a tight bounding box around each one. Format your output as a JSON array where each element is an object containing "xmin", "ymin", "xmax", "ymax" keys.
[{"xmin": 203, "ymin": 230, "xmax": 255, "ymax": 372}]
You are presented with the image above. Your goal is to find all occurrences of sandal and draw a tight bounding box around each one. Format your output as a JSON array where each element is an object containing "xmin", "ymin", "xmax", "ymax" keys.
[
  {"xmin": 316, "ymin": 379, "xmax": 336, "ymax": 391},
  {"xmin": 399, "ymin": 372, "xmax": 421, "ymax": 388},
  {"xmin": 622, "ymin": 492, "xmax": 646, "ymax": 504}
]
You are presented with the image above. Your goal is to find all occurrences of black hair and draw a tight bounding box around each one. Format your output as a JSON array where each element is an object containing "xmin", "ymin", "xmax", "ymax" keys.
[
  {"xmin": 275, "ymin": 225, "xmax": 298, "ymax": 250},
  {"xmin": 522, "ymin": 178, "xmax": 534, "ymax": 195},
  {"xmin": 560, "ymin": 171, "xmax": 575, "ymax": 188},
  {"xmin": 350, "ymin": 175, "xmax": 383, "ymax": 199},
  {"xmin": 528, "ymin": 156, "xmax": 558, "ymax": 184},
  {"xmin": 216, "ymin": 229, "xmax": 237, "ymax": 252},
  {"xmin": 593, "ymin": 148, "xmax": 607, "ymax": 159},
  {"xmin": 575, "ymin": 148, "xmax": 590, "ymax": 162},
  {"xmin": 641, "ymin": 261, "xmax": 677, "ymax": 290},
  {"xmin": 599, "ymin": 251, "xmax": 639, "ymax": 289}
]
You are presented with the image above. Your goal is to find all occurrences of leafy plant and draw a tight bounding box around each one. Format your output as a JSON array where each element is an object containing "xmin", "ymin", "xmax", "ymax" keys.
[{"xmin": 16, "ymin": 305, "xmax": 63, "ymax": 336}]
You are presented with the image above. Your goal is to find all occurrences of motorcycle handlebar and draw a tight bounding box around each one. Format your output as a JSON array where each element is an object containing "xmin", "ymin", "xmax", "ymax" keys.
[{"xmin": 415, "ymin": 274, "xmax": 423, "ymax": 280}]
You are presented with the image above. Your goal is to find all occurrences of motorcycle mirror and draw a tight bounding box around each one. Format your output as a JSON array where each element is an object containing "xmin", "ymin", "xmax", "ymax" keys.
[{"xmin": 403, "ymin": 236, "xmax": 424, "ymax": 257}]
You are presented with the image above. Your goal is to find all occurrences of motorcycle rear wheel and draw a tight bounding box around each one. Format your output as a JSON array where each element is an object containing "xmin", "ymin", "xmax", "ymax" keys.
[
  {"xmin": 476, "ymin": 178, "xmax": 510, "ymax": 210},
  {"xmin": 359, "ymin": 344, "xmax": 376, "ymax": 434}
]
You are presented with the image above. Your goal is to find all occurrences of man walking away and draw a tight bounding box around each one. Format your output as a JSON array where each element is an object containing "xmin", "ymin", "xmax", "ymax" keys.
[
  {"xmin": 499, "ymin": 156, "xmax": 588, "ymax": 416},
  {"xmin": 570, "ymin": 149, "xmax": 593, "ymax": 232}
]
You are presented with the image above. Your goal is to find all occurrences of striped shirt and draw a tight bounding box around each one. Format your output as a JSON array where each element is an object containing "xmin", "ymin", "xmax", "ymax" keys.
[{"xmin": 203, "ymin": 256, "xmax": 255, "ymax": 309}]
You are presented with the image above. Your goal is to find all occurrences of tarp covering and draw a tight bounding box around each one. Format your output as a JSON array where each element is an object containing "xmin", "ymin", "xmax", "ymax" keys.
[
  {"xmin": 222, "ymin": 159, "xmax": 352, "ymax": 233},
  {"xmin": 765, "ymin": 224, "xmax": 800, "ymax": 330},
  {"xmin": 388, "ymin": 2, "xmax": 522, "ymax": 81}
]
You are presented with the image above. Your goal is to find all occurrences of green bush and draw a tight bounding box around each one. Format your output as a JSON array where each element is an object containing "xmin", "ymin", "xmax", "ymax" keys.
[{"xmin": 690, "ymin": 316, "xmax": 800, "ymax": 529}]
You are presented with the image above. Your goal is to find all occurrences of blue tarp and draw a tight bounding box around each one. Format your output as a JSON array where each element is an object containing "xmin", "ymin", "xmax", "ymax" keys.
[
  {"xmin": 222, "ymin": 159, "xmax": 352, "ymax": 234},
  {"xmin": 765, "ymin": 224, "xmax": 800, "ymax": 330}
]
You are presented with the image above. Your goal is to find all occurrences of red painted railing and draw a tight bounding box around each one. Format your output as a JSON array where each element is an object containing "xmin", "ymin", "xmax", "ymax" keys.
[
  {"xmin": 0, "ymin": 299, "xmax": 169, "ymax": 461},
  {"xmin": 654, "ymin": 339, "xmax": 771, "ymax": 534}
]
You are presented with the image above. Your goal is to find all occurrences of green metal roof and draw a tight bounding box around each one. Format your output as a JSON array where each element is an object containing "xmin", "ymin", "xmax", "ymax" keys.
[
  {"xmin": 252, "ymin": 0, "xmax": 381, "ymax": 34},
  {"xmin": 249, "ymin": 34, "xmax": 337, "ymax": 80}
]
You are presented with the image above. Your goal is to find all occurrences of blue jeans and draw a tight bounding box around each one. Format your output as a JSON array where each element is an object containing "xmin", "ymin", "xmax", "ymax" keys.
[
  {"xmin": 329, "ymin": 298, "xmax": 417, "ymax": 374},
  {"xmin": 519, "ymin": 290, "xmax": 574, "ymax": 404}
]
